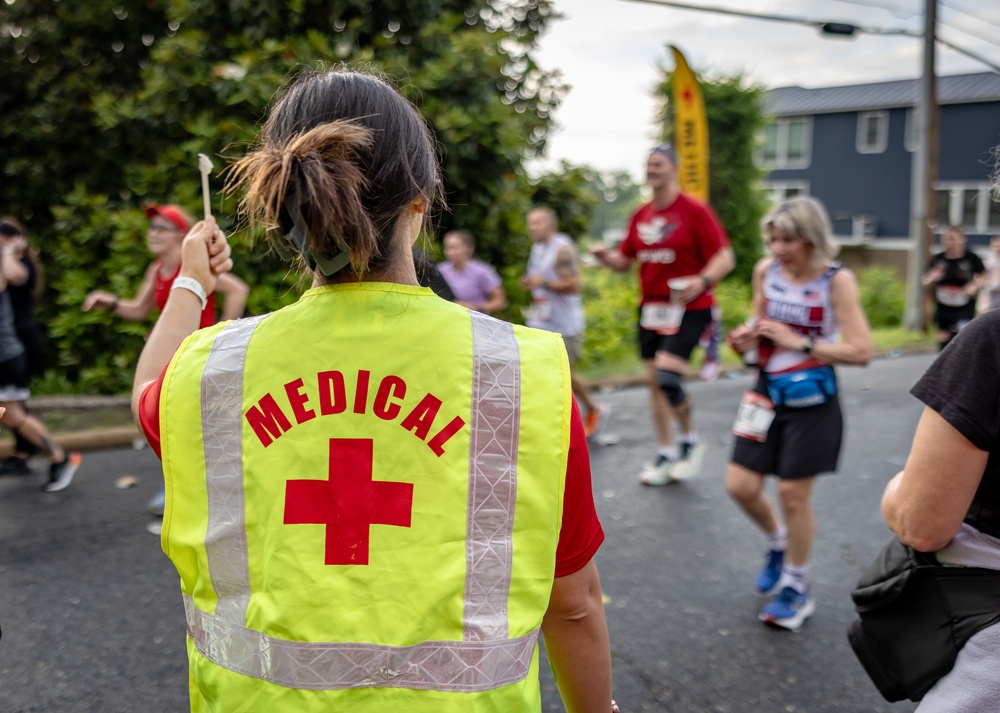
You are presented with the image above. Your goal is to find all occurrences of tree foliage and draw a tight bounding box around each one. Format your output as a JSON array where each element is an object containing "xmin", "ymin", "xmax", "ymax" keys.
[
  {"xmin": 1, "ymin": 0, "xmax": 576, "ymax": 393},
  {"xmin": 655, "ymin": 65, "xmax": 769, "ymax": 283}
]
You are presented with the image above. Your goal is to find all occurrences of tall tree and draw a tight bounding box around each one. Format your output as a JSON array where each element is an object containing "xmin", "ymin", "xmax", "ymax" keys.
[
  {"xmin": 0, "ymin": 0, "xmax": 565, "ymax": 392},
  {"xmin": 655, "ymin": 65, "xmax": 768, "ymax": 283}
]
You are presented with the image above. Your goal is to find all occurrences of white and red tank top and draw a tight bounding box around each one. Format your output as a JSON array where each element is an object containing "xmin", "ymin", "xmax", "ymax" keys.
[{"xmin": 761, "ymin": 261, "xmax": 840, "ymax": 374}]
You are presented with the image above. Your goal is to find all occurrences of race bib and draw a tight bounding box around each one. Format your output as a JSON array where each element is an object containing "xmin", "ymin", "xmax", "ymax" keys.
[
  {"xmin": 936, "ymin": 285, "xmax": 970, "ymax": 307},
  {"xmin": 733, "ymin": 391, "xmax": 776, "ymax": 442},
  {"xmin": 527, "ymin": 297, "xmax": 552, "ymax": 323},
  {"xmin": 640, "ymin": 301, "xmax": 684, "ymax": 335}
]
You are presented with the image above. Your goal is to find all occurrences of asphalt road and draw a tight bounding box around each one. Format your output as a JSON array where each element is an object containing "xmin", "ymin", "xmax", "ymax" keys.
[{"xmin": 0, "ymin": 353, "xmax": 936, "ymax": 713}]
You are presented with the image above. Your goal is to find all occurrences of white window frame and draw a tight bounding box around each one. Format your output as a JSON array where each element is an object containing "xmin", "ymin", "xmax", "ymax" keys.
[
  {"xmin": 857, "ymin": 111, "xmax": 889, "ymax": 154},
  {"xmin": 933, "ymin": 181, "xmax": 999, "ymax": 234},
  {"xmin": 757, "ymin": 116, "xmax": 812, "ymax": 170},
  {"xmin": 762, "ymin": 180, "xmax": 810, "ymax": 206}
]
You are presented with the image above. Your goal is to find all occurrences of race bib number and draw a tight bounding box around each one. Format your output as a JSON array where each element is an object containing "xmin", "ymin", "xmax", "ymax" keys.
[
  {"xmin": 640, "ymin": 301, "xmax": 684, "ymax": 335},
  {"xmin": 527, "ymin": 297, "xmax": 552, "ymax": 323},
  {"xmin": 733, "ymin": 392, "xmax": 776, "ymax": 442},
  {"xmin": 936, "ymin": 285, "xmax": 970, "ymax": 307}
]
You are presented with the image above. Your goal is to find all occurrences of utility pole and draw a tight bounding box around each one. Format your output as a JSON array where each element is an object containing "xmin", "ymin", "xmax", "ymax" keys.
[{"xmin": 904, "ymin": 0, "xmax": 938, "ymax": 330}]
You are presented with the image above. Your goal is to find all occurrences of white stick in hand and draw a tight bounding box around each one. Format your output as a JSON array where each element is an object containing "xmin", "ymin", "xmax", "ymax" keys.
[{"xmin": 198, "ymin": 153, "xmax": 214, "ymax": 219}]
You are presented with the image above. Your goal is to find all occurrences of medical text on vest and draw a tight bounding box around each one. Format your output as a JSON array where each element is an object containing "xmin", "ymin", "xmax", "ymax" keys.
[{"xmin": 245, "ymin": 369, "xmax": 467, "ymax": 456}]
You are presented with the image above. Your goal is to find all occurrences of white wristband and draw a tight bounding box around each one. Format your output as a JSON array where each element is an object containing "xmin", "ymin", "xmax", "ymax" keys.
[{"xmin": 171, "ymin": 276, "xmax": 208, "ymax": 311}]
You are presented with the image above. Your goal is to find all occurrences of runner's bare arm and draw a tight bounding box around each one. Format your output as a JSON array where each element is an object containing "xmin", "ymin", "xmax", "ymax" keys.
[
  {"xmin": 82, "ymin": 263, "xmax": 157, "ymax": 321},
  {"xmin": 546, "ymin": 245, "xmax": 583, "ymax": 294},
  {"xmin": 589, "ymin": 243, "xmax": 631, "ymax": 272}
]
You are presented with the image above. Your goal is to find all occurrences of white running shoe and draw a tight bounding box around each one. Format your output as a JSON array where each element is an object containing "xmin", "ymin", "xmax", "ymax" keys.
[
  {"xmin": 670, "ymin": 441, "xmax": 705, "ymax": 481},
  {"xmin": 639, "ymin": 455, "xmax": 676, "ymax": 486}
]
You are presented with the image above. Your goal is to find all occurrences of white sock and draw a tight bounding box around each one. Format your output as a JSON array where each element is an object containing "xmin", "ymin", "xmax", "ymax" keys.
[
  {"xmin": 766, "ymin": 526, "xmax": 788, "ymax": 552},
  {"xmin": 779, "ymin": 563, "xmax": 809, "ymax": 594},
  {"xmin": 680, "ymin": 432, "xmax": 699, "ymax": 445},
  {"xmin": 657, "ymin": 445, "xmax": 679, "ymax": 461}
]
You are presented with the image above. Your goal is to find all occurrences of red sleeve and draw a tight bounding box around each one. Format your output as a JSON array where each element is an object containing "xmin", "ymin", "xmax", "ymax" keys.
[
  {"xmin": 137, "ymin": 364, "xmax": 169, "ymax": 460},
  {"xmin": 554, "ymin": 399, "xmax": 605, "ymax": 577}
]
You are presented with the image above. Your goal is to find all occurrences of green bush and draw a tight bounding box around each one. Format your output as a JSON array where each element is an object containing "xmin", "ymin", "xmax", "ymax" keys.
[
  {"xmin": 580, "ymin": 265, "xmax": 640, "ymax": 369},
  {"xmin": 857, "ymin": 266, "xmax": 905, "ymax": 328}
]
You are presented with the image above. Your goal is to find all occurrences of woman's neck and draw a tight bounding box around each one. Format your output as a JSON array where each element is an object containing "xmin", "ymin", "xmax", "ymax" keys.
[
  {"xmin": 314, "ymin": 238, "xmax": 419, "ymax": 288},
  {"xmin": 156, "ymin": 251, "xmax": 181, "ymax": 276},
  {"xmin": 781, "ymin": 261, "xmax": 825, "ymax": 283}
]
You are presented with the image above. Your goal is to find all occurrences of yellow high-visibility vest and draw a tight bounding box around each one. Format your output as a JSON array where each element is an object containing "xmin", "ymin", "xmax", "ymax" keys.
[{"xmin": 159, "ymin": 282, "xmax": 572, "ymax": 712}]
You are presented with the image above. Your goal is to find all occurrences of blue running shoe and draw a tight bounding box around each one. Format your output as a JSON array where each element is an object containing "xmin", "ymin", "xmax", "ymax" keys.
[
  {"xmin": 759, "ymin": 586, "xmax": 815, "ymax": 631},
  {"xmin": 754, "ymin": 549, "xmax": 784, "ymax": 595}
]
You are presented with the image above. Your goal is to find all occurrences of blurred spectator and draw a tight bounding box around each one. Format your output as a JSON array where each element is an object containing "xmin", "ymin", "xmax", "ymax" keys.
[
  {"xmin": 438, "ymin": 230, "xmax": 507, "ymax": 314},
  {"xmin": 921, "ymin": 226, "xmax": 985, "ymax": 351},
  {"xmin": 0, "ymin": 217, "xmax": 47, "ymax": 476}
]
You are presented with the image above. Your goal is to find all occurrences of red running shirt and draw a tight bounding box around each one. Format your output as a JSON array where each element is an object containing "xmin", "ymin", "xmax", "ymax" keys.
[
  {"xmin": 619, "ymin": 193, "xmax": 730, "ymax": 311},
  {"xmin": 153, "ymin": 262, "xmax": 217, "ymax": 329}
]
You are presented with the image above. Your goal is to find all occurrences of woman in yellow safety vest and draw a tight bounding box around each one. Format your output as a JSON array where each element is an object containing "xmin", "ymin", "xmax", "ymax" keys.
[{"xmin": 130, "ymin": 68, "xmax": 616, "ymax": 713}]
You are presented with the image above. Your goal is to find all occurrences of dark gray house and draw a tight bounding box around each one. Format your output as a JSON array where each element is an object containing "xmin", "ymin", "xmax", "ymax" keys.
[{"xmin": 761, "ymin": 71, "xmax": 1000, "ymax": 275}]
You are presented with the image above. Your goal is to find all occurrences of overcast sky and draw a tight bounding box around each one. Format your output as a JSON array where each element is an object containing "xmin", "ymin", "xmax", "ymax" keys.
[{"xmin": 529, "ymin": 0, "xmax": 1000, "ymax": 181}]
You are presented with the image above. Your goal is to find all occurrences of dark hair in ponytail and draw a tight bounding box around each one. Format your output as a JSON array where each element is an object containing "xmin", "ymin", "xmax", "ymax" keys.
[{"xmin": 227, "ymin": 68, "xmax": 443, "ymax": 278}]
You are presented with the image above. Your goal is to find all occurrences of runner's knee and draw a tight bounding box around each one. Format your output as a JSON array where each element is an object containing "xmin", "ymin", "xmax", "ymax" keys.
[{"xmin": 655, "ymin": 369, "xmax": 685, "ymax": 406}]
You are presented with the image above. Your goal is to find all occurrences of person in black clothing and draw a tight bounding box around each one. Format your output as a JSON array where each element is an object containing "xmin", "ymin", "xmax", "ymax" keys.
[
  {"xmin": 0, "ymin": 218, "xmax": 47, "ymax": 476},
  {"xmin": 921, "ymin": 226, "xmax": 986, "ymax": 351},
  {"xmin": 881, "ymin": 306, "xmax": 1000, "ymax": 711}
]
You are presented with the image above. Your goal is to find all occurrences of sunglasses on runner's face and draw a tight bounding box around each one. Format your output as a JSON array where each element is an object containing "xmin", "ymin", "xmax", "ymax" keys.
[{"xmin": 149, "ymin": 222, "xmax": 181, "ymax": 234}]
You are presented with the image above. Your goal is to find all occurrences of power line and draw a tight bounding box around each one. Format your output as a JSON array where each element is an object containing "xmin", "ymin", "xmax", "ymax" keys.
[
  {"xmin": 939, "ymin": 15, "xmax": 1000, "ymax": 50},
  {"xmin": 622, "ymin": 0, "xmax": 918, "ymax": 36},
  {"xmin": 621, "ymin": 0, "xmax": 1000, "ymax": 73},
  {"xmin": 941, "ymin": 0, "xmax": 1000, "ymax": 33},
  {"xmin": 831, "ymin": 0, "xmax": 920, "ymax": 17}
]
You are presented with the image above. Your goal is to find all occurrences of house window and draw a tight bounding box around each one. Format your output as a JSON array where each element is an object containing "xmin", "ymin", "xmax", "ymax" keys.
[
  {"xmin": 934, "ymin": 182, "xmax": 999, "ymax": 234},
  {"xmin": 757, "ymin": 117, "xmax": 811, "ymax": 169},
  {"xmin": 857, "ymin": 111, "xmax": 888, "ymax": 154},
  {"xmin": 990, "ymin": 198, "xmax": 1000, "ymax": 231},
  {"xmin": 762, "ymin": 181, "xmax": 809, "ymax": 206}
]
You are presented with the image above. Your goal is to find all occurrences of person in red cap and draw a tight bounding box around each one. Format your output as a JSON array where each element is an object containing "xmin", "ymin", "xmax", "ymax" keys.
[
  {"xmin": 83, "ymin": 204, "xmax": 249, "ymax": 329},
  {"xmin": 83, "ymin": 203, "xmax": 249, "ymax": 516}
]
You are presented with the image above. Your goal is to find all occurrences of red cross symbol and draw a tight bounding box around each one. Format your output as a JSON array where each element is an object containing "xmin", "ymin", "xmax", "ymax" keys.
[{"xmin": 283, "ymin": 438, "xmax": 413, "ymax": 565}]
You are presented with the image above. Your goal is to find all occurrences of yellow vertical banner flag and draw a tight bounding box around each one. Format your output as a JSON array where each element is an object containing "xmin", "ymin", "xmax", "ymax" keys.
[{"xmin": 670, "ymin": 46, "xmax": 709, "ymax": 202}]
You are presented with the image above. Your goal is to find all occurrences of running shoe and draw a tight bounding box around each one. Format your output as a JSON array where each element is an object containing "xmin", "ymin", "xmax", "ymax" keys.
[
  {"xmin": 670, "ymin": 441, "xmax": 705, "ymax": 481},
  {"xmin": 754, "ymin": 549, "xmax": 785, "ymax": 595},
  {"xmin": 759, "ymin": 586, "xmax": 815, "ymax": 631},
  {"xmin": 43, "ymin": 452, "xmax": 82, "ymax": 493},
  {"xmin": 639, "ymin": 454, "xmax": 676, "ymax": 486},
  {"xmin": 148, "ymin": 487, "xmax": 166, "ymax": 516},
  {"xmin": 584, "ymin": 405, "xmax": 610, "ymax": 439},
  {"xmin": 0, "ymin": 455, "xmax": 31, "ymax": 476}
]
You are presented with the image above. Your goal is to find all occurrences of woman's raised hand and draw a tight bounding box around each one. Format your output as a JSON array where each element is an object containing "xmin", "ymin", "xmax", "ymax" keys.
[{"xmin": 179, "ymin": 217, "xmax": 233, "ymax": 293}]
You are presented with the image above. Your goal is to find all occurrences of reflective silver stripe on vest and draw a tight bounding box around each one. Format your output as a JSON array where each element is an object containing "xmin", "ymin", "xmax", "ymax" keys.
[
  {"xmin": 190, "ymin": 308, "xmax": 534, "ymax": 691},
  {"xmin": 184, "ymin": 594, "xmax": 538, "ymax": 691},
  {"xmin": 201, "ymin": 314, "xmax": 269, "ymax": 624},
  {"xmin": 464, "ymin": 311, "xmax": 521, "ymax": 641}
]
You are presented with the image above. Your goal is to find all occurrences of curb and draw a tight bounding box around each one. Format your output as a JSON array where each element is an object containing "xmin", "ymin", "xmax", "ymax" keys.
[{"xmin": 8, "ymin": 346, "xmax": 933, "ymax": 458}]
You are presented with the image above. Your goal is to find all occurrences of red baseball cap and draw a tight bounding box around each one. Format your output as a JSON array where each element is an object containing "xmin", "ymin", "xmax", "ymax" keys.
[{"xmin": 144, "ymin": 204, "xmax": 192, "ymax": 233}]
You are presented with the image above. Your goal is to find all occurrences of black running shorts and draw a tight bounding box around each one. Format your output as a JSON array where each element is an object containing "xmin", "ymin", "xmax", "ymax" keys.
[
  {"xmin": 638, "ymin": 307, "xmax": 713, "ymax": 362},
  {"xmin": 730, "ymin": 376, "xmax": 843, "ymax": 480}
]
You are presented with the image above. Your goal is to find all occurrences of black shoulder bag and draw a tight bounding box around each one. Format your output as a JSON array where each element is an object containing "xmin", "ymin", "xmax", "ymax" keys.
[{"xmin": 847, "ymin": 536, "xmax": 1000, "ymax": 702}]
